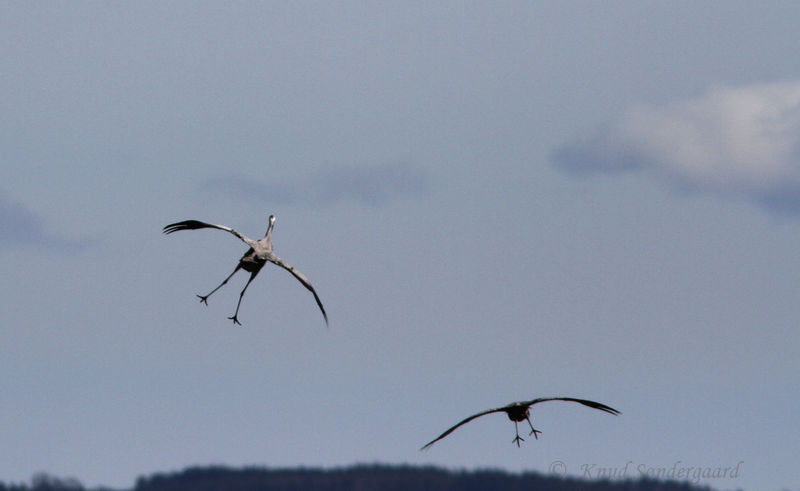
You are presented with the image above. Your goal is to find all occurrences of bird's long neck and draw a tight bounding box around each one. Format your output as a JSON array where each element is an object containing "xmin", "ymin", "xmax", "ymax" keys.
[{"xmin": 264, "ymin": 217, "xmax": 275, "ymax": 243}]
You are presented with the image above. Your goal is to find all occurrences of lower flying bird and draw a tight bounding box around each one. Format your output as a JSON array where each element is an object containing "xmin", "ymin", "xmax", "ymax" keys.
[
  {"xmin": 163, "ymin": 215, "xmax": 327, "ymax": 326},
  {"xmin": 421, "ymin": 397, "xmax": 620, "ymax": 450}
]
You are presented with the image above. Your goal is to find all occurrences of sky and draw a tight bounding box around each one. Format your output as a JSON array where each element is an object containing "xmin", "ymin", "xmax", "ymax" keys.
[{"xmin": 1, "ymin": 2, "xmax": 799, "ymax": 490}]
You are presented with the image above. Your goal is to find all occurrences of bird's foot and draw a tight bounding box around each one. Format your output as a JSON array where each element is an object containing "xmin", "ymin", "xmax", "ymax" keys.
[
  {"xmin": 228, "ymin": 315, "xmax": 242, "ymax": 326},
  {"xmin": 512, "ymin": 435, "xmax": 525, "ymax": 447},
  {"xmin": 529, "ymin": 428, "xmax": 542, "ymax": 440},
  {"xmin": 196, "ymin": 295, "xmax": 209, "ymax": 305}
]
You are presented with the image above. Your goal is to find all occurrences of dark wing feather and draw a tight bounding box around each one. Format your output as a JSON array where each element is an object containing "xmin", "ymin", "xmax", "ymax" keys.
[
  {"xmin": 163, "ymin": 220, "xmax": 218, "ymax": 234},
  {"xmin": 526, "ymin": 397, "xmax": 621, "ymax": 415},
  {"xmin": 270, "ymin": 256, "xmax": 328, "ymax": 326},
  {"xmin": 420, "ymin": 407, "xmax": 506, "ymax": 450}
]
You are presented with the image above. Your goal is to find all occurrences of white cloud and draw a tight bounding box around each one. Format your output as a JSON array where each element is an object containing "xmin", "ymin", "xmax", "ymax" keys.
[{"xmin": 553, "ymin": 81, "xmax": 800, "ymax": 214}]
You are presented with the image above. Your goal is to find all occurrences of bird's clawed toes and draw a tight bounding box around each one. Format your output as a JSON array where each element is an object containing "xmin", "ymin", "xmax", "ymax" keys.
[
  {"xmin": 228, "ymin": 315, "xmax": 242, "ymax": 326},
  {"xmin": 512, "ymin": 435, "xmax": 525, "ymax": 447},
  {"xmin": 196, "ymin": 295, "xmax": 209, "ymax": 305},
  {"xmin": 529, "ymin": 428, "xmax": 542, "ymax": 440}
]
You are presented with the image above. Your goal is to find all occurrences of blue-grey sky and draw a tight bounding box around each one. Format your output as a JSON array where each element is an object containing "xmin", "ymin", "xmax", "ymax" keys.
[{"xmin": 2, "ymin": 2, "xmax": 798, "ymax": 490}]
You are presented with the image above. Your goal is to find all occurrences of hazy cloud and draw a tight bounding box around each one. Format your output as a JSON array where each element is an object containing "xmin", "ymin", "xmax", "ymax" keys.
[
  {"xmin": 0, "ymin": 194, "xmax": 87, "ymax": 251},
  {"xmin": 552, "ymin": 81, "xmax": 800, "ymax": 215},
  {"xmin": 205, "ymin": 163, "xmax": 429, "ymax": 207}
]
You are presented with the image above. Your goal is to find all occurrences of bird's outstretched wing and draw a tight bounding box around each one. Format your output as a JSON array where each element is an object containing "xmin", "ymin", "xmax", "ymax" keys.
[
  {"xmin": 269, "ymin": 256, "xmax": 328, "ymax": 326},
  {"xmin": 163, "ymin": 220, "xmax": 257, "ymax": 248},
  {"xmin": 420, "ymin": 406, "xmax": 506, "ymax": 450},
  {"xmin": 526, "ymin": 397, "xmax": 621, "ymax": 415}
]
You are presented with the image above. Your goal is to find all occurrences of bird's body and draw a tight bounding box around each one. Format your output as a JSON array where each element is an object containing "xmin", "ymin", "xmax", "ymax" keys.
[
  {"xmin": 503, "ymin": 402, "xmax": 534, "ymax": 422},
  {"xmin": 421, "ymin": 397, "xmax": 620, "ymax": 450},
  {"xmin": 163, "ymin": 216, "xmax": 327, "ymax": 326}
]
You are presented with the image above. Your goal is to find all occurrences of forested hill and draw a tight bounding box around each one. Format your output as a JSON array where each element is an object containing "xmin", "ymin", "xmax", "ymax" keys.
[{"xmin": 2, "ymin": 464, "xmax": 716, "ymax": 491}]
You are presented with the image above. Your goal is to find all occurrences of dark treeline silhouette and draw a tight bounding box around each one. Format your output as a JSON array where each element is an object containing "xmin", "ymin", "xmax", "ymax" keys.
[
  {"xmin": 2, "ymin": 465, "xmax": 719, "ymax": 491},
  {"xmin": 0, "ymin": 472, "xmax": 113, "ymax": 491}
]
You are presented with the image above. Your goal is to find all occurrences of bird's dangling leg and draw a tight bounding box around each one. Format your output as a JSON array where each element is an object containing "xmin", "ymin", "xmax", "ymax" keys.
[
  {"xmin": 228, "ymin": 271, "xmax": 258, "ymax": 326},
  {"xmin": 526, "ymin": 416, "xmax": 542, "ymax": 440},
  {"xmin": 198, "ymin": 265, "xmax": 241, "ymax": 305},
  {"xmin": 512, "ymin": 421, "xmax": 525, "ymax": 447}
]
